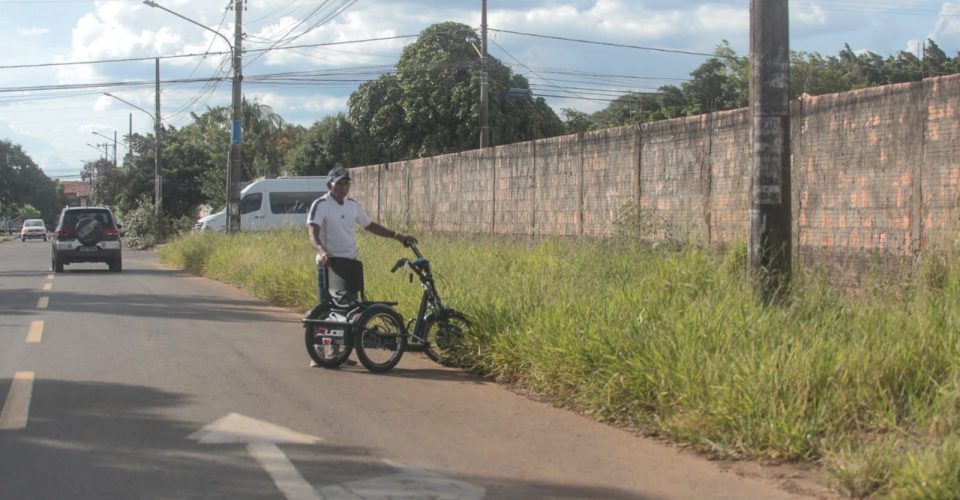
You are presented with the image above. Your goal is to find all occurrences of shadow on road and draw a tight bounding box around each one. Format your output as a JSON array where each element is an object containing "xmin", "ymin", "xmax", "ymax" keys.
[
  {"xmin": 0, "ymin": 377, "xmax": 649, "ymax": 499},
  {"xmin": 0, "ymin": 286, "xmax": 281, "ymax": 324}
]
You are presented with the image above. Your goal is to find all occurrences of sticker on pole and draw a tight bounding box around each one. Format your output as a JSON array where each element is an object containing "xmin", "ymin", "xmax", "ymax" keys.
[{"xmin": 232, "ymin": 119, "xmax": 242, "ymax": 145}]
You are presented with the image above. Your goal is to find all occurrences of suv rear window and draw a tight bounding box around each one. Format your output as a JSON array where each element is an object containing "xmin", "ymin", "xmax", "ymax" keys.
[{"xmin": 60, "ymin": 210, "xmax": 114, "ymax": 229}]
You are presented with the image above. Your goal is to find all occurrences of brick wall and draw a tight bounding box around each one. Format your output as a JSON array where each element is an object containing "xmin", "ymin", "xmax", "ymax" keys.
[{"xmin": 347, "ymin": 74, "xmax": 960, "ymax": 282}]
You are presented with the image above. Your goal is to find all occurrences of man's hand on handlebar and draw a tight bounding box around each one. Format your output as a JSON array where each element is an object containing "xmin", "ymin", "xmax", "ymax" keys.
[{"xmin": 395, "ymin": 233, "xmax": 417, "ymax": 247}]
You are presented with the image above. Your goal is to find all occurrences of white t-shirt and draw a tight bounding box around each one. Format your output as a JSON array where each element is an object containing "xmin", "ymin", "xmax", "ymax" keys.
[{"xmin": 306, "ymin": 193, "xmax": 372, "ymax": 261}]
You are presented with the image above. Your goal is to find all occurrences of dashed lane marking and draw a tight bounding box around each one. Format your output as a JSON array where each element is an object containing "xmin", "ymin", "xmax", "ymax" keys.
[
  {"xmin": 26, "ymin": 321, "xmax": 43, "ymax": 343},
  {"xmin": 42, "ymin": 283, "xmax": 52, "ymax": 291},
  {"xmin": 36, "ymin": 297, "xmax": 49, "ymax": 309},
  {"xmin": 46, "ymin": 274, "xmax": 54, "ymax": 280},
  {"xmin": 0, "ymin": 372, "xmax": 35, "ymax": 430}
]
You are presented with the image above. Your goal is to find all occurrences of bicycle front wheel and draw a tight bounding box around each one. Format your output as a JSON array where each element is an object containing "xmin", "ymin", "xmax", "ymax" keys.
[
  {"xmin": 354, "ymin": 305, "xmax": 406, "ymax": 373},
  {"xmin": 425, "ymin": 310, "xmax": 470, "ymax": 363}
]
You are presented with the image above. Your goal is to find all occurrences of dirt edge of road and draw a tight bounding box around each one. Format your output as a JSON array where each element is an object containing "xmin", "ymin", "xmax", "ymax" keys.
[{"xmin": 502, "ymin": 382, "xmax": 841, "ymax": 499}]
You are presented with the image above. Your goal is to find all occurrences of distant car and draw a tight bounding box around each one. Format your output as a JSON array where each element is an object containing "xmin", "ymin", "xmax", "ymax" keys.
[
  {"xmin": 51, "ymin": 207, "xmax": 122, "ymax": 273},
  {"xmin": 20, "ymin": 219, "xmax": 47, "ymax": 242}
]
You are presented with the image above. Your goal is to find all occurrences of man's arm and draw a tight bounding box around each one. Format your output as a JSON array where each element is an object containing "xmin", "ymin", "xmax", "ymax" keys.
[
  {"xmin": 364, "ymin": 221, "xmax": 415, "ymax": 244},
  {"xmin": 308, "ymin": 223, "xmax": 329, "ymax": 264}
]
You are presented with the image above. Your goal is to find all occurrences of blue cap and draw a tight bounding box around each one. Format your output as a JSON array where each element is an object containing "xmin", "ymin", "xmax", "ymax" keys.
[{"xmin": 328, "ymin": 166, "xmax": 350, "ymax": 185}]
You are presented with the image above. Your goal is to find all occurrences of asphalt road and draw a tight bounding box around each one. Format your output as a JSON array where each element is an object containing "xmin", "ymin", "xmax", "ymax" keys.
[{"xmin": 0, "ymin": 238, "xmax": 830, "ymax": 499}]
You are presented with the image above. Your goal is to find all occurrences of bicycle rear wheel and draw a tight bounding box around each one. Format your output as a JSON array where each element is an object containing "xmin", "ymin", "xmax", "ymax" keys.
[
  {"xmin": 304, "ymin": 310, "xmax": 353, "ymax": 369},
  {"xmin": 353, "ymin": 305, "xmax": 406, "ymax": 373}
]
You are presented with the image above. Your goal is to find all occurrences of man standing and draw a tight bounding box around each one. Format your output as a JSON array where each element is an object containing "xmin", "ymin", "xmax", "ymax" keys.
[{"xmin": 307, "ymin": 166, "xmax": 414, "ymax": 312}]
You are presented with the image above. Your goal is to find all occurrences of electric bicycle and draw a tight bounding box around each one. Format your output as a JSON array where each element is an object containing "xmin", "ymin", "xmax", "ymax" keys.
[{"xmin": 302, "ymin": 241, "xmax": 469, "ymax": 373}]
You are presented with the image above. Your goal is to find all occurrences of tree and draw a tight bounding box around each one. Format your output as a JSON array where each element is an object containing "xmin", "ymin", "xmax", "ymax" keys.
[
  {"xmin": 0, "ymin": 139, "xmax": 65, "ymax": 222},
  {"xmin": 286, "ymin": 114, "xmax": 358, "ymax": 175},
  {"xmin": 17, "ymin": 204, "xmax": 41, "ymax": 219},
  {"xmin": 348, "ymin": 21, "xmax": 562, "ymax": 162},
  {"xmin": 679, "ymin": 41, "xmax": 747, "ymax": 115},
  {"xmin": 82, "ymin": 158, "xmax": 119, "ymax": 206},
  {"xmin": 348, "ymin": 74, "xmax": 406, "ymax": 163},
  {"xmin": 241, "ymin": 99, "xmax": 293, "ymax": 179},
  {"xmin": 790, "ymin": 51, "xmax": 851, "ymax": 97},
  {"xmin": 561, "ymin": 108, "xmax": 592, "ymax": 134},
  {"xmin": 923, "ymin": 39, "xmax": 949, "ymax": 77}
]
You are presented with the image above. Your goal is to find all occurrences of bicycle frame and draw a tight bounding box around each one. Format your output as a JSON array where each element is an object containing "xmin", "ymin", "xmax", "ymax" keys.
[{"xmin": 393, "ymin": 243, "xmax": 444, "ymax": 351}]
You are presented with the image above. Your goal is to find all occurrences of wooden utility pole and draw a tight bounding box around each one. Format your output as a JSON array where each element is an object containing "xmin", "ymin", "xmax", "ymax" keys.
[
  {"xmin": 749, "ymin": 0, "xmax": 791, "ymax": 299},
  {"xmin": 155, "ymin": 57, "xmax": 162, "ymax": 216},
  {"xmin": 227, "ymin": 0, "xmax": 244, "ymax": 232},
  {"xmin": 479, "ymin": 0, "xmax": 489, "ymax": 149}
]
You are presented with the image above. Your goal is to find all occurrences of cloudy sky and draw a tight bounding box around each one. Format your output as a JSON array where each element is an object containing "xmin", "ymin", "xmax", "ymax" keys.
[{"xmin": 1, "ymin": 0, "xmax": 958, "ymax": 179}]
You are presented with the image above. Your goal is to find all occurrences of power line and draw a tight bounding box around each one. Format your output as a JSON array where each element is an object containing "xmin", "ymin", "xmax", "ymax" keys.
[
  {"xmin": 0, "ymin": 34, "xmax": 419, "ymax": 71},
  {"xmin": 489, "ymin": 38, "xmax": 604, "ymax": 104},
  {"xmin": 244, "ymin": 0, "xmax": 360, "ymax": 69},
  {"xmin": 489, "ymin": 28, "xmax": 721, "ymax": 58}
]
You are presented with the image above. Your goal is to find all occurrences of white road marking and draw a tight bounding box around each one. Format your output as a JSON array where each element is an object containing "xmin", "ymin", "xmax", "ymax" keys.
[
  {"xmin": 47, "ymin": 274, "xmax": 54, "ymax": 280},
  {"xmin": 190, "ymin": 413, "xmax": 323, "ymax": 500},
  {"xmin": 249, "ymin": 443, "xmax": 322, "ymax": 500},
  {"xmin": 36, "ymin": 297, "xmax": 49, "ymax": 309},
  {"xmin": 0, "ymin": 372, "xmax": 35, "ymax": 430},
  {"xmin": 317, "ymin": 460, "xmax": 486, "ymax": 499},
  {"xmin": 189, "ymin": 414, "xmax": 485, "ymax": 499},
  {"xmin": 41, "ymin": 283, "xmax": 52, "ymax": 291},
  {"xmin": 26, "ymin": 321, "xmax": 43, "ymax": 343}
]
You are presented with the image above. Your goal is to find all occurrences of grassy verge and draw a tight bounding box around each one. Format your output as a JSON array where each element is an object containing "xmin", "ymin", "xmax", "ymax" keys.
[{"xmin": 159, "ymin": 229, "xmax": 960, "ymax": 497}]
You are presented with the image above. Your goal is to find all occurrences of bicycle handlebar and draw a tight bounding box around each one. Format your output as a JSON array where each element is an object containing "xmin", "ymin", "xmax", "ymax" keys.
[{"xmin": 405, "ymin": 240, "xmax": 424, "ymax": 259}]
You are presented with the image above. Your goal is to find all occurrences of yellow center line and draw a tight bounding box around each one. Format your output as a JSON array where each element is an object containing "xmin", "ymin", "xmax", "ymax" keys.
[
  {"xmin": 42, "ymin": 283, "xmax": 52, "ymax": 291},
  {"xmin": 0, "ymin": 372, "xmax": 35, "ymax": 430},
  {"xmin": 36, "ymin": 297, "xmax": 49, "ymax": 310},
  {"xmin": 26, "ymin": 321, "xmax": 43, "ymax": 343}
]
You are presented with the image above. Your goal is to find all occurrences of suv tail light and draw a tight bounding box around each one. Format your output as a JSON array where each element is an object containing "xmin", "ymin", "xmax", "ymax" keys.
[
  {"xmin": 57, "ymin": 229, "xmax": 75, "ymax": 239},
  {"xmin": 103, "ymin": 227, "xmax": 119, "ymax": 237}
]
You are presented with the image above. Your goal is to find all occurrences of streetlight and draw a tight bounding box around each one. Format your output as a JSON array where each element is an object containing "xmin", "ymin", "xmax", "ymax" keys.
[
  {"xmin": 104, "ymin": 91, "xmax": 161, "ymax": 215},
  {"xmin": 91, "ymin": 130, "xmax": 117, "ymax": 168},
  {"xmin": 144, "ymin": 0, "xmax": 243, "ymax": 232},
  {"xmin": 86, "ymin": 143, "xmax": 107, "ymax": 159}
]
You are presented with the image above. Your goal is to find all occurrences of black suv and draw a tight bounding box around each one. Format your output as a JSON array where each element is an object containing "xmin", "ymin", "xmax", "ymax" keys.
[{"xmin": 51, "ymin": 206, "xmax": 123, "ymax": 273}]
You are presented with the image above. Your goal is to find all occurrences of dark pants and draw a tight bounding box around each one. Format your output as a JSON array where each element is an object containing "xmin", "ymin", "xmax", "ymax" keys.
[
  {"xmin": 316, "ymin": 260, "xmax": 330, "ymax": 306},
  {"xmin": 318, "ymin": 257, "xmax": 364, "ymax": 309}
]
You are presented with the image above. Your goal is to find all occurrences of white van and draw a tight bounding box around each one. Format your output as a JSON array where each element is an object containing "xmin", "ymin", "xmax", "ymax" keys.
[{"xmin": 195, "ymin": 176, "xmax": 329, "ymax": 231}]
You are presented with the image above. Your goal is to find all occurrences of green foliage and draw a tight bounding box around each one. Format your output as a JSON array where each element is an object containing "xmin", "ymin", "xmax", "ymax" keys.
[
  {"xmin": 581, "ymin": 38, "xmax": 960, "ymax": 131},
  {"xmin": 17, "ymin": 204, "xmax": 41, "ymax": 219},
  {"xmin": 0, "ymin": 139, "xmax": 65, "ymax": 223},
  {"xmin": 285, "ymin": 114, "xmax": 358, "ymax": 175},
  {"xmin": 118, "ymin": 197, "xmax": 191, "ymax": 249},
  {"xmin": 160, "ymin": 228, "xmax": 960, "ymax": 496},
  {"xmin": 349, "ymin": 21, "xmax": 563, "ymax": 161}
]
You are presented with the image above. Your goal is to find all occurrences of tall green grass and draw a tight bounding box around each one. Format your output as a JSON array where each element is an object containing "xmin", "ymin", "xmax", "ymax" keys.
[{"xmin": 159, "ymin": 229, "xmax": 960, "ymax": 497}]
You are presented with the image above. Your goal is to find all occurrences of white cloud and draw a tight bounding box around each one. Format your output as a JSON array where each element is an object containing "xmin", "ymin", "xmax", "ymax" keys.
[
  {"xmin": 302, "ymin": 96, "xmax": 348, "ymax": 113},
  {"xmin": 17, "ymin": 27, "xmax": 50, "ymax": 36},
  {"xmin": 793, "ymin": 3, "xmax": 828, "ymax": 26},
  {"xmin": 933, "ymin": 2, "xmax": 960, "ymax": 36}
]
